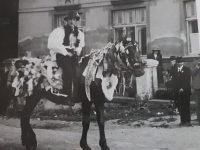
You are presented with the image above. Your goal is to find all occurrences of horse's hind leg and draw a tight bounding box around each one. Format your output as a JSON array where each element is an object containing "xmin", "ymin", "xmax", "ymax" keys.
[
  {"xmin": 20, "ymin": 91, "xmax": 42, "ymax": 150},
  {"xmin": 94, "ymin": 102, "xmax": 110, "ymax": 150},
  {"xmin": 80, "ymin": 101, "xmax": 92, "ymax": 150}
]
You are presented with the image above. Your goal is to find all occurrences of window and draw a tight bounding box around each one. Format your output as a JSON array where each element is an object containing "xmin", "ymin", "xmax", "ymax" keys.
[
  {"xmin": 113, "ymin": 8, "xmax": 147, "ymax": 55},
  {"xmin": 185, "ymin": 0, "xmax": 199, "ymax": 54}
]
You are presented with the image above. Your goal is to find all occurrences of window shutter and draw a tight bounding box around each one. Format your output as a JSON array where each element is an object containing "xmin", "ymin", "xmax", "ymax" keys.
[
  {"xmin": 114, "ymin": 10, "xmax": 124, "ymax": 25},
  {"xmin": 186, "ymin": 1, "xmax": 197, "ymax": 18},
  {"xmin": 135, "ymin": 8, "xmax": 146, "ymax": 23}
]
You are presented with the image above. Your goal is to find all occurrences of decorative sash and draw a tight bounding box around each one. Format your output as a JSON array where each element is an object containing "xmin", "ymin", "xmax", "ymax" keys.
[{"xmin": 85, "ymin": 42, "xmax": 113, "ymax": 101}]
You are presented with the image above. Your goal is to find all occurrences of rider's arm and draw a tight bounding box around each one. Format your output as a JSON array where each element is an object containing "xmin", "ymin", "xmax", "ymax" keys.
[
  {"xmin": 47, "ymin": 27, "xmax": 70, "ymax": 56},
  {"xmin": 74, "ymin": 30, "xmax": 85, "ymax": 56}
]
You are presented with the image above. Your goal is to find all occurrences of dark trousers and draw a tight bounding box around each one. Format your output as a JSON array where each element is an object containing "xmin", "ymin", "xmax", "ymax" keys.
[
  {"xmin": 177, "ymin": 91, "xmax": 191, "ymax": 123},
  {"xmin": 174, "ymin": 91, "xmax": 180, "ymax": 111},
  {"xmin": 193, "ymin": 89, "xmax": 200, "ymax": 122},
  {"xmin": 56, "ymin": 54, "xmax": 77, "ymax": 99}
]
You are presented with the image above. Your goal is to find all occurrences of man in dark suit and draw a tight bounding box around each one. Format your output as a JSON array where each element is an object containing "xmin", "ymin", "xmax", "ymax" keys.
[
  {"xmin": 165, "ymin": 56, "xmax": 178, "ymax": 110},
  {"xmin": 173, "ymin": 56, "xmax": 191, "ymax": 126},
  {"xmin": 147, "ymin": 46, "xmax": 164, "ymax": 85}
]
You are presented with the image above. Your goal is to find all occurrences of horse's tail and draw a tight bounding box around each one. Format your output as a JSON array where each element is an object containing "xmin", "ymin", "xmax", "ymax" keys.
[{"xmin": 0, "ymin": 70, "xmax": 10, "ymax": 115}]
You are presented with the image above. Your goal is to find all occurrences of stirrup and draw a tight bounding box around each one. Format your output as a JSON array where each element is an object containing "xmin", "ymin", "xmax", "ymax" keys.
[{"xmin": 50, "ymin": 87, "xmax": 68, "ymax": 97}]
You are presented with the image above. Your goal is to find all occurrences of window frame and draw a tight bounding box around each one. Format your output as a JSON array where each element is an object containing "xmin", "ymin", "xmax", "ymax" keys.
[
  {"xmin": 185, "ymin": 0, "xmax": 199, "ymax": 55},
  {"xmin": 112, "ymin": 8, "xmax": 147, "ymax": 55}
]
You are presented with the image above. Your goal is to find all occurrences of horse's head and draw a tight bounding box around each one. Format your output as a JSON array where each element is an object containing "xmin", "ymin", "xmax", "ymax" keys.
[
  {"xmin": 102, "ymin": 44, "xmax": 119, "ymax": 77},
  {"xmin": 115, "ymin": 38, "xmax": 145, "ymax": 77}
]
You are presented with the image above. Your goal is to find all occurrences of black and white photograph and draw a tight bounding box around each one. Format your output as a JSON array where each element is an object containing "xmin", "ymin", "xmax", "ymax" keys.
[{"xmin": 0, "ymin": 0, "xmax": 200, "ymax": 149}]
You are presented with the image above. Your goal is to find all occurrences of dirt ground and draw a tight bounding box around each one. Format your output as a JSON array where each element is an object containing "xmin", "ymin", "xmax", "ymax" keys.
[{"xmin": 0, "ymin": 114, "xmax": 200, "ymax": 150}]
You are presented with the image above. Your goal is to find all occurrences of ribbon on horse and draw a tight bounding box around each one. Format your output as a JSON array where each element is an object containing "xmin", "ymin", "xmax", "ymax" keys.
[{"xmin": 85, "ymin": 42, "xmax": 113, "ymax": 101}]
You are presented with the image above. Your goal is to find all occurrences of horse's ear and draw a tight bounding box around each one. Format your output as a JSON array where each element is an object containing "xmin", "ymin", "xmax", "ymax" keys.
[{"xmin": 121, "ymin": 27, "xmax": 127, "ymax": 39}]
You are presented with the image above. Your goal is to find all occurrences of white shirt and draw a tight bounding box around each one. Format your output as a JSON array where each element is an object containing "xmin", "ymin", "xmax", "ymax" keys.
[
  {"xmin": 178, "ymin": 65, "xmax": 183, "ymax": 72},
  {"xmin": 47, "ymin": 26, "xmax": 85, "ymax": 60},
  {"xmin": 154, "ymin": 54, "xmax": 157, "ymax": 59}
]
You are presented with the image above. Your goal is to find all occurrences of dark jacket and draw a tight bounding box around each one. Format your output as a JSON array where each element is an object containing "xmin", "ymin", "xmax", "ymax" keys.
[
  {"xmin": 191, "ymin": 66, "xmax": 200, "ymax": 89},
  {"xmin": 147, "ymin": 53, "xmax": 164, "ymax": 84},
  {"xmin": 165, "ymin": 64, "xmax": 177, "ymax": 90},
  {"xmin": 172, "ymin": 66, "xmax": 191, "ymax": 95}
]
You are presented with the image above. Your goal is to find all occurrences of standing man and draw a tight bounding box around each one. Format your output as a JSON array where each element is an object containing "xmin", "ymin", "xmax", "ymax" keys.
[
  {"xmin": 173, "ymin": 57, "xmax": 191, "ymax": 126},
  {"xmin": 191, "ymin": 56, "xmax": 200, "ymax": 123},
  {"xmin": 48, "ymin": 11, "xmax": 85, "ymax": 104}
]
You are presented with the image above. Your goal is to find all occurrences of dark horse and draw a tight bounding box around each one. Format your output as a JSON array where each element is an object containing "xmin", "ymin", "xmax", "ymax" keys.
[{"xmin": 3, "ymin": 39, "xmax": 145, "ymax": 150}]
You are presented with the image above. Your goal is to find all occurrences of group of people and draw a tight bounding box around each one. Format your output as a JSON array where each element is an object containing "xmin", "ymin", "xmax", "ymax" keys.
[
  {"xmin": 147, "ymin": 47, "xmax": 200, "ymax": 127},
  {"xmin": 165, "ymin": 54, "xmax": 200, "ymax": 126},
  {"xmin": 166, "ymin": 56, "xmax": 192, "ymax": 126}
]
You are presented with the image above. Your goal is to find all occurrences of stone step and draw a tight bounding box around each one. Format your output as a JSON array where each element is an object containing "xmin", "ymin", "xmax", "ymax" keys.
[{"xmin": 107, "ymin": 96, "xmax": 195, "ymax": 105}]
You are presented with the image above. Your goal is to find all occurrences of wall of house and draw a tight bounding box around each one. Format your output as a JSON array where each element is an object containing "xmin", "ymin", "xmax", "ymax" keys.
[
  {"xmin": 18, "ymin": 0, "xmax": 188, "ymax": 58},
  {"xmin": 18, "ymin": 0, "xmax": 112, "ymax": 56},
  {"xmin": 149, "ymin": 0, "xmax": 186, "ymax": 57},
  {"xmin": 19, "ymin": 0, "xmax": 54, "ymax": 57},
  {"xmin": 84, "ymin": 6, "xmax": 111, "ymax": 54}
]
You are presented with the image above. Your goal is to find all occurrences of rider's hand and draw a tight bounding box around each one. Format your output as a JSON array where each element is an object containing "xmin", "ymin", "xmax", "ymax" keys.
[
  {"xmin": 179, "ymin": 88, "xmax": 184, "ymax": 93},
  {"xmin": 66, "ymin": 48, "xmax": 74, "ymax": 57},
  {"xmin": 67, "ymin": 52, "xmax": 73, "ymax": 57}
]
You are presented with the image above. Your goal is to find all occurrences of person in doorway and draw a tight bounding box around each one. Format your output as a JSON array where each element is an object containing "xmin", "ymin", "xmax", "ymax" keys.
[
  {"xmin": 191, "ymin": 55, "xmax": 200, "ymax": 123},
  {"xmin": 173, "ymin": 56, "xmax": 191, "ymax": 126},
  {"xmin": 147, "ymin": 46, "xmax": 164, "ymax": 85},
  {"xmin": 47, "ymin": 11, "xmax": 85, "ymax": 110}
]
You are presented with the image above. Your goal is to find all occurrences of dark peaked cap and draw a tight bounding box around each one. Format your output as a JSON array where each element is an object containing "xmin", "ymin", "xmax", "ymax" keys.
[
  {"xmin": 176, "ymin": 56, "xmax": 183, "ymax": 63},
  {"xmin": 152, "ymin": 46, "xmax": 161, "ymax": 51},
  {"xmin": 170, "ymin": 56, "xmax": 176, "ymax": 61}
]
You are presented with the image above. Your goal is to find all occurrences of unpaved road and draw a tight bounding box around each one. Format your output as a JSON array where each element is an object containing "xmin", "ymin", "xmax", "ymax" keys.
[{"xmin": 1, "ymin": 115, "xmax": 200, "ymax": 150}]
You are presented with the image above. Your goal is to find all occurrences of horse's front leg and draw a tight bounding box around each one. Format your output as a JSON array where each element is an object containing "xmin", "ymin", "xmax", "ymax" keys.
[
  {"xmin": 80, "ymin": 101, "xmax": 92, "ymax": 150},
  {"xmin": 20, "ymin": 90, "xmax": 42, "ymax": 150},
  {"xmin": 94, "ymin": 102, "xmax": 110, "ymax": 150}
]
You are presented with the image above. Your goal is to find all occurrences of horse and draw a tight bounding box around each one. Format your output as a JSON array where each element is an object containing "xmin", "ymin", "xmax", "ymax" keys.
[{"xmin": 5, "ymin": 38, "xmax": 145, "ymax": 150}]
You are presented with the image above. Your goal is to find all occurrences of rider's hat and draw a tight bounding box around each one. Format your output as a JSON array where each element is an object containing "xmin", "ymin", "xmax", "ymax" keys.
[{"xmin": 64, "ymin": 11, "xmax": 80, "ymax": 21}]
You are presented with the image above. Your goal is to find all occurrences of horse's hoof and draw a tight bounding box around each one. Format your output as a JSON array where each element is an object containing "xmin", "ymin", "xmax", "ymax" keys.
[
  {"xmin": 22, "ymin": 135, "xmax": 37, "ymax": 147},
  {"xmin": 101, "ymin": 143, "xmax": 110, "ymax": 150},
  {"xmin": 21, "ymin": 136, "xmax": 28, "ymax": 146},
  {"xmin": 26, "ymin": 145, "xmax": 31, "ymax": 150},
  {"xmin": 26, "ymin": 145, "xmax": 37, "ymax": 150},
  {"xmin": 80, "ymin": 140, "xmax": 91, "ymax": 150},
  {"xmin": 30, "ymin": 146, "xmax": 37, "ymax": 150}
]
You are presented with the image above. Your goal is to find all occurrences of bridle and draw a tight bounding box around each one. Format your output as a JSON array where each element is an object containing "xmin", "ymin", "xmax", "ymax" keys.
[{"xmin": 114, "ymin": 40, "xmax": 138, "ymax": 72}]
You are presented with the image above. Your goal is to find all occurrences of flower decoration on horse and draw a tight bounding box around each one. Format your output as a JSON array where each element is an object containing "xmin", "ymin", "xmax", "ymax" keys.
[{"xmin": 10, "ymin": 52, "xmax": 64, "ymax": 98}]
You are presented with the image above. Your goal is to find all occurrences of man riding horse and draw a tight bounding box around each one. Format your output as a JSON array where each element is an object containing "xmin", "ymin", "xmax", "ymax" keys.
[{"xmin": 48, "ymin": 11, "xmax": 84, "ymax": 106}]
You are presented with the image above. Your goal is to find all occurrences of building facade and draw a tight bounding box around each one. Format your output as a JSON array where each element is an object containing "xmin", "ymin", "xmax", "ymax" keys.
[{"xmin": 18, "ymin": 0, "xmax": 199, "ymax": 65}]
